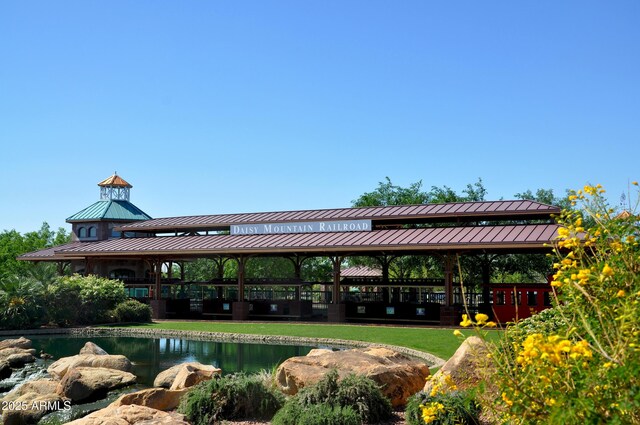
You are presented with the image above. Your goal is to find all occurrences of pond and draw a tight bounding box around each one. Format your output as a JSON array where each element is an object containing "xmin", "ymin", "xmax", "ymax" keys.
[
  {"xmin": 29, "ymin": 335, "xmax": 316, "ymax": 386},
  {"xmin": 2, "ymin": 334, "xmax": 318, "ymax": 423}
]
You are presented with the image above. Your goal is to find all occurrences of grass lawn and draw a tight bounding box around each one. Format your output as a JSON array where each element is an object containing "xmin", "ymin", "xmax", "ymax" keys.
[{"xmin": 122, "ymin": 321, "xmax": 500, "ymax": 360}]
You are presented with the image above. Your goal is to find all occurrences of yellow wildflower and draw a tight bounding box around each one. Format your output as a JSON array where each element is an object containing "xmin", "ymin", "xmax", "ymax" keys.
[
  {"xmin": 460, "ymin": 314, "xmax": 473, "ymax": 327},
  {"xmin": 601, "ymin": 264, "xmax": 614, "ymax": 277},
  {"xmin": 616, "ymin": 290, "xmax": 626, "ymax": 298},
  {"xmin": 475, "ymin": 313, "xmax": 489, "ymax": 325},
  {"xmin": 453, "ymin": 329, "xmax": 463, "ymax": 337}
]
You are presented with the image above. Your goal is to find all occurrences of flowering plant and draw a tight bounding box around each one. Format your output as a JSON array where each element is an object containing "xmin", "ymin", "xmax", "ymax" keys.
[{"xmin": 482, "ymin": 184, "xmax": 640, "ymax": 424}]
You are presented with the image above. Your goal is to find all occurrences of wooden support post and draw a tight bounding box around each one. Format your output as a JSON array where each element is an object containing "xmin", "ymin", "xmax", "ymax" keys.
[
  {"xmin": 233, "ymin": 256, "xmax": 250, "ymax": 320},
  {"xmin": 150, "ymin": 259, "xmax": 167, "ymax": 319},
  {"xmin": 328, "ymin": 256, "xmax": 345, "ymax": 322},
  {"xmin": 440, "ymin": 253, "xmax": 457, "ymax": 326}
]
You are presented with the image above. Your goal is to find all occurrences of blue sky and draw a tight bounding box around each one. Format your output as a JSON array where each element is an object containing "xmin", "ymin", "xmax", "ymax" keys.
[{"xmin": 1, "ymin": 1, "xmax": 638, "ymax": 234}]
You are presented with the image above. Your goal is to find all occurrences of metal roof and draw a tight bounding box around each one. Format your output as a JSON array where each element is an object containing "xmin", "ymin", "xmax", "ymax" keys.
[
  {"xmin": 98, "ymin": 174, "xmax": 132, "ymax": 188},
  {"xmin": 66, "ymin": 200, "xmax": 152, "ymax": 222},
  {"xmin": 17, "ymin": 241, "xmax": 94, "ymax": 261},
  {"xmin": 58, "ymin": 223, "xmax": 559, "ymax": 257},
  {"xmin": 341, "ymin": 266, "xmax": 383, "ymax": 277},
  {"xmin": 117, "ymin": 200, "xmax": 560, "ymax": 233}
]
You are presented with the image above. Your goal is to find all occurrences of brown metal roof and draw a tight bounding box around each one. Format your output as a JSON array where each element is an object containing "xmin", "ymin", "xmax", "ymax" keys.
[
  {"xmin": 17, "ymin": 241, "xmax": 95, "ymax": 261},
  {"xmin": 98, "ymin": 174, "xmax": 132, "ymax": 188},
  {"xmin": 116, "ymin": 200, "xmax": 560, "ymax": 233},
  {"xmin": 341, "ymin": 266, "xmax": 383, "ymax": 277},
  {"xmin": 58, "ymin": 224, "xmax": 559, "ymax": 257}
]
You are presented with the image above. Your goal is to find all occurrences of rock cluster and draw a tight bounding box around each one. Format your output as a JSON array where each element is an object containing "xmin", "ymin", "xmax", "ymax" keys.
[{"xmin": 276, "ymin": 346, "xmax": 430, "ymax": 407}]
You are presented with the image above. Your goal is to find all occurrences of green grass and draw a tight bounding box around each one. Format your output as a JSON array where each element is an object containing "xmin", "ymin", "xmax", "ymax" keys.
[{"xmin": 118, "ymin": 321, "xmax": 500, "ymax": 360}]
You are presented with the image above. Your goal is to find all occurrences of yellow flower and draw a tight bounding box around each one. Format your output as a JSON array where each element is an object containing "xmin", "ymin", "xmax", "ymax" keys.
[
  {"xmin": 601, "ymin": 264, "xmax": 614, "ymax": 277},
  {"xmin": 453, "ymin": 329, "xmax": 463, "ymax": 337},
  {"xmin": 617, "ymin": 290, "xmax": 626, "ymax": 298},
  {"xmin": 460, "ymin": 314, "xmax": 473, "ymax": 327},
  {"xmin": 485, "ymin": 321, "xmax": 497, "ymax": 328},
  {"xmin": 475, "ymin": 313, "xmax": 489, "ymax": 325}
]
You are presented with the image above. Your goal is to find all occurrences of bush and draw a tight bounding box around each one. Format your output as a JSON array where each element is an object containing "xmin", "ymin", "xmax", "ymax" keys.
[
  {"xmin": 113, "ymin": 299, "xmax": 152, "ymax": 323},
  {"xmin": 52, "ymin": 274, "xmax": 126, "ymax": 324},
  {"xmin": 178, "ymin": 372, "xmax": 284, "ymax": 424},
  {"xmin": 406, "ymin": 390, "xmax": 480, "ymax": 425},
  {"xmin": 0, "ymin": 277, "xmax": 44, "ymax": 329},
  {"xmin": 480, "ymin": 184, "xmax": 640, "ymax": 424},
  {"xmin": 273, "ymin": 402, "xmax": 361, "ymax": 425},
  {"xmin": 272, "ymin": 370, "xmax": 392, "ymax": 425}
]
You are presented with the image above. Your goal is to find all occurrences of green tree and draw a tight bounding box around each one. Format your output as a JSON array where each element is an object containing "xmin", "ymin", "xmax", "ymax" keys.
[{"xmin": 0, "ymin": 222, "xmax": 71, "ymax": 278}]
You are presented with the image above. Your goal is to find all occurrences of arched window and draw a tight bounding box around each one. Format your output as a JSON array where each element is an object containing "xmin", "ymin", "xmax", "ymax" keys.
[
  {"xmin": 78, "ymin": 227, "xmax": 87, "ymax": 238},
  {"xmin": 88, "ymin": 227, "xmax": 97, "ymax": 238}
]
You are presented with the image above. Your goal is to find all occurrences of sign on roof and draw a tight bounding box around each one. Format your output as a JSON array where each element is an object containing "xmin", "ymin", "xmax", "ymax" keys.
[{"xmin": 231, "ymin": 220, "xmax": 372, "ymax": 236}]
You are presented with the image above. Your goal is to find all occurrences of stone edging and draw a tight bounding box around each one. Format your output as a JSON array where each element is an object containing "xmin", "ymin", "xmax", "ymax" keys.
[{"xmin": 0, "ymin": 327, "xmax": 445, "ymax": 367}]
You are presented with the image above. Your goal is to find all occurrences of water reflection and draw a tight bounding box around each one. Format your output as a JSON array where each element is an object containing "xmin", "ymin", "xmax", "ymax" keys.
[{"xmin": 29, "ymin": 335, "xmax": 314, "ymax": 386}]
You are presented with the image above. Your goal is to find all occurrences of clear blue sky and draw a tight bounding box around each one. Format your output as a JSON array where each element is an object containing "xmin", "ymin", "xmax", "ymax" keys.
[{"xmin": 1, "ymin": 1, "xmax": 638, "ymax": 234}]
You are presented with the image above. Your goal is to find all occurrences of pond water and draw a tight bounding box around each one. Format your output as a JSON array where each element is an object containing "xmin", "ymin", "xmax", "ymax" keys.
[
  {"xmin": 1, "ymin": 335, "xmax": 317, "ymax": 423},
  {"xmin": 29, "ymin": 335, "xmax": 315, "ymax": 386}
]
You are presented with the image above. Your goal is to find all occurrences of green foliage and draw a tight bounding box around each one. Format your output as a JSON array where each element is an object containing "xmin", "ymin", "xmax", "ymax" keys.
[
  {"xmin": 272, "ymin": 402, "xmax": 361, "ymax": 425},
  {"xmin": 0, "ymin": 276, "xmax": 44, "ymax": 329},
  {"xmin": 484, "ymin": 183, "xmax": 640, "ymax": 424},
  {"xmin": 113, "ymin": 299, "xmax": 152, "ymax": 323},
  {"xmin": 506, "ymin": 306, "xmax": 567, "ymax": 341},
  {"xmin": 406, "ymin": 390, "xmax": 480, "ymax": 425},
  {"xmin": 273, "ymin": 370, "xmax": 392, "ymax": 425},
  {"xmin": 178, "ymin": 372, "xmax": 284, "ymax": 424},
  {"xmin": 0, "ymin": 223, "xmax": 70, "ymax": 278},
  {"xmin": 55, "ymin": 274, "xmax": 126, "ymax": 324}
]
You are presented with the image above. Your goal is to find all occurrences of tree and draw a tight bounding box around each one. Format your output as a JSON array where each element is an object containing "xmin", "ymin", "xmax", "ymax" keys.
[{"xmin": 0, "ymin": 222, "xmax": 71, "ymax": 278}]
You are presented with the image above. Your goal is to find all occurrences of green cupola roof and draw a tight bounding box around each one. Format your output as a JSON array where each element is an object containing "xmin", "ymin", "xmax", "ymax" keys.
[{"xmin": 67, "ymin": 173, "xmax": 152, "ymax": 222}]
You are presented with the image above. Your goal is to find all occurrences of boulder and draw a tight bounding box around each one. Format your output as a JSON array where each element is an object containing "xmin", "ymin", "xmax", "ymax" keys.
[
  {"xmin": 56, "ymin": 367, "xmax": 137, "ymax": 402},
  {"xmin": 153, "ymin": 362, "xmax": 221, "ymax": 389},
  {"xmin": 79, "ymin": 342, "xmax": 109, "ymax": 356},
  {"xmin": 0, "ymin": 360, "xmax": 11, "ymax": 380},
  {"xmin": 0, "ymin": 347, "xmax": 36, "ymax": 367},
  {"xmin": 0, "ymin": 337, "xmax": 32, "ymax": 351},
  {"xmin": 66, "ymin": 404, "xmax": 190, "ymax": 425},
  {"xmin": 276, "ymin": 346, "xmax": 430, "ymax": 407},
  {"xmin": 48, "ymin": 354, "xmax": 132, "ymax": 379},
  {"xmin": 111, "ymin": 387, "xmax": 188, "ymax": 411},
  {"xmin": 1, "ymin": 379, "xmax": 69, "ymax": 425},
  {"xmin": 424, "ymin": 336, "xmax": 490, "ymax": 394}
]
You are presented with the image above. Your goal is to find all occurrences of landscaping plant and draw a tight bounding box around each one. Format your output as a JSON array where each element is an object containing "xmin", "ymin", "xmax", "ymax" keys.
[
  {"xmin": 178, "ymin": 372, "xmax": 284, "ymax": 424},
  {"xmin": 272, "ymin": 369, "xmax": 392, "ymax": 425},
  {"xmin": 467, "ymin": 183, "xmax": 640, "ymax": 424},
  {"xmin": 113, "ymin": 299, "xmax": 152, "ymax": 323}
]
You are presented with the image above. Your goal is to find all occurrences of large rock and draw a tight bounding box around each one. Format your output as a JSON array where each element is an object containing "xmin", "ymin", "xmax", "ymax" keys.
[
  {"xmin": 153, "ymin": 362, "xmax": 221, "ymax": 389},
  {"xmin": 276, "ymin": 346, "xmax": 430, "ymax": 407},
  {"xmin": 0, "ymin": 337, "xmax": 32, "ymax": 351},
  {"xmin": 48, "ymin": 354, "xmax": 132, "ymax": 379},
  {"xmin": 56, "ymin": 367, "xmax": 137, "ymax": 402},
  {"xmin": 424, "ymin": 336, "xmax": 490, "ymax": 394},
  {"xmin": 79, "ymin": 342, "xmax": 109, "ymax": 356},
  {"xmin": 0, "ymin": 347, "xmax": 36, "ymax": 367},
  {"xmin": 66, "ymin": 404, "xmax": 190, "ymax": 425},
  {"xmin": 111, "ymin": 387, "xmax": 188, "ymax": 411},
  {"xmin": 1, "ymin": 379, "xmax": 69, "ymax": 425}
]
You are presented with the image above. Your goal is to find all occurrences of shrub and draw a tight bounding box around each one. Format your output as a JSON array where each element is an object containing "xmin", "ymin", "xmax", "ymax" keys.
[
  {"xmin": 0, "ymin": 277, "xmax": 44, "ymax": 329},
  {"xmin": 113, "ymin": 299, "xmax": 152, "ymax": 323},
  {"xmin": 273, "ymin": 402, "xmax": 361, "ymax": 425},
  {"xmin": 272, "ymin": 370, "xmax": 392, "ymax": 425},
  {"xmin": 406, "ymin": 390, "xmax": 480, "ymax": 425},
  {"xmin": 478, "ymin": 183, "xmax": 640, "ymax": 424},
  {"xmin": 178, "ymin": 372, "xmax": 284, "ymax": 424},
  {"xmin": 52, "ymin": 274, "xmax": 126, "ymax": 324}
]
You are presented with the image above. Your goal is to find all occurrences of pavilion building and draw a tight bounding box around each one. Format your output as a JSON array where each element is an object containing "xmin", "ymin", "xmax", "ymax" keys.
[{"xmin": 20, "ymin": 174, "xmax": 561, "ymax": 325}]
